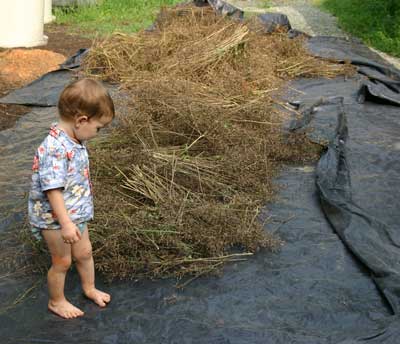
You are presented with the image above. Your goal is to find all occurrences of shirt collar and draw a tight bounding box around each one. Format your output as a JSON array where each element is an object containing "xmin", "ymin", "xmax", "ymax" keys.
[{"xmin": 49, "ymin": 123, "xmax": 86, "ymax": 150}]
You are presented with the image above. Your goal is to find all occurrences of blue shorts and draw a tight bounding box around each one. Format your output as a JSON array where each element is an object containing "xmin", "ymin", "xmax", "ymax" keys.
[{"xmin": 31, "ymin": 222, "xmax": 87, "ymax": 241}]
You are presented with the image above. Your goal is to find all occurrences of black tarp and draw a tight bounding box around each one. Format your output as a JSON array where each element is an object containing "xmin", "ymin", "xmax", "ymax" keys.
[
  {"xmin": 1, "ymin": 2, "xmax": 400, "ymax": 343},
  {"xmin": 306, "ymin": 36, "xmax": 400, "ymax": 106}
]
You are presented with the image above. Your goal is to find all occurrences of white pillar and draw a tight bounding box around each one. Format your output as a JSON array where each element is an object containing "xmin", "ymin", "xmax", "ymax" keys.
[
  {"xmin": 0, "ymin": 0, "xmax": 48, "ymax": 48},
  {"xmin": 44, "ymin": 0, "xmax": 56, "ymax": 24}
]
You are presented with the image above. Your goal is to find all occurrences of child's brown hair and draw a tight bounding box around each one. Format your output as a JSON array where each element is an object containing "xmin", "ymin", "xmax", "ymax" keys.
[{"xmin": 58, "ymin": 78, "xmax": 115, "ymax": 121}]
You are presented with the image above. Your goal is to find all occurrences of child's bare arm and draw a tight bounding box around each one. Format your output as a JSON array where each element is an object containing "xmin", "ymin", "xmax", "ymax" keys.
[{"xmin": 46, "ymin": 189, "xmax": 82, "ymax": 244}]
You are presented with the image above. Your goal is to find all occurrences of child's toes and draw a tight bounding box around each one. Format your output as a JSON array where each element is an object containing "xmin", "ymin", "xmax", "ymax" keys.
[
  {"xmin": 70, "ymin": 306, "xmax": 83, "ymax": 317},
  {"xmin": 94, "ymin": 295, "xmax": 106, "ymax": 307},
  {"xmin": 85, "ymin": 289, "xmax": 111, "ymax": 307},
  {"xmin": 48, "ymin": 300, "xmax": 84, "ymax": 319},
  {"xmin": 103, "ymin": 292, "xmax": 111, "ymax": 303},
  {"xmin": 74, "ymin": 309, "xmax": 84, "ymax": 317}
]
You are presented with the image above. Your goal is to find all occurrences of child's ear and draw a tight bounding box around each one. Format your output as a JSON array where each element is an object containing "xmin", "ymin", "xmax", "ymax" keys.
[{"xmin": 75, "ymin": 115, "xmax": 89, "ymax": 127}]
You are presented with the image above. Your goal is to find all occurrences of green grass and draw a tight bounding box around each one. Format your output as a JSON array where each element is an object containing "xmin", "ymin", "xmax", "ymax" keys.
[
  {"xmin": 54, "ymin": 0, "xmax": 183, "ymax": 35},
  {"xmin": 259, "ymin": 0, "xmax": 271, "ymax": 9},
  {"xmin": 316, "ymin": 0, "xmax": 400, "ymax": 57}
]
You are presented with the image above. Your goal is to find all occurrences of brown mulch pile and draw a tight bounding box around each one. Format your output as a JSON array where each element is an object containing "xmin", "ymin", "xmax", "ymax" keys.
[{"xmin": 0, "ymin": 49, "xmax": 66, "ymax": 86}]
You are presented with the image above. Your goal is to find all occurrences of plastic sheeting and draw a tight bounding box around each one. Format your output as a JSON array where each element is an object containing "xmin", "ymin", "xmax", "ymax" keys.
[
  {"xmin": 288, "ymin": 77, "xmax": 400, "ymax": 343},
  {"xmin": 306, "ymin": 36, "xmax": 400, "ymax": 106},
  {"xmin": 1, "ymin": 3, "xmax": 400, "ymax": 343},
  {"xmin": 206, "ymin": 0, "xmax": 244, "ymax": 19}
]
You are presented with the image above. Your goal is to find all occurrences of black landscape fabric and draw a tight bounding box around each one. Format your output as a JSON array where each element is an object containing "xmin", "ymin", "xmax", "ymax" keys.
[{"xmin": 0, "ymin": 2, "xmax": 400, "ymax": 343}]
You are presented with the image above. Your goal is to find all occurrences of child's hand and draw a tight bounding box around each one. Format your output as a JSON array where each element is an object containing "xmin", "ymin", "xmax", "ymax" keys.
[{"xmin": 61, "ymin": 222, "xmax": 82, "ymax": 244}]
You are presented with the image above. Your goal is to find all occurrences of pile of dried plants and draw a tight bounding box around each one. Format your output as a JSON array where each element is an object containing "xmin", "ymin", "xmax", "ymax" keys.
[{"xmin": 9, "ymin": 4, "xmax": 354, "ymax": 284}]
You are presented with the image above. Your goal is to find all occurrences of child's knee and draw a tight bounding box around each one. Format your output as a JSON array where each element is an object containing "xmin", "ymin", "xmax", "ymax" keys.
[
  {"xmin": 51, "ymin": 255, "xmax": 72, "ymax": 271},
  {"xmin": 74, "ymin": 247, "xmax": 93, "ymax": 262}
]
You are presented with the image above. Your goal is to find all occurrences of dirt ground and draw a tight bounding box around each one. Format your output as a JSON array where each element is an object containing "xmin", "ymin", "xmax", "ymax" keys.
[{"xmin": 0, "ymin": 25, "xmax": 92, "ymax": 131}]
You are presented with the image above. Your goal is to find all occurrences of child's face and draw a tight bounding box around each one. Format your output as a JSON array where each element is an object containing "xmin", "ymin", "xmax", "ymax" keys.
[{"xmin": 74, "ymin": 115, "xmax": 112, "ymax": 141}]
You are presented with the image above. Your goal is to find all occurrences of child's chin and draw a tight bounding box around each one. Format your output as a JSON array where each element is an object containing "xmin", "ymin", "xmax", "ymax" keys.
[{"xmin": 79, "ymin": 135, "xmax": 93, "ymax": 141}]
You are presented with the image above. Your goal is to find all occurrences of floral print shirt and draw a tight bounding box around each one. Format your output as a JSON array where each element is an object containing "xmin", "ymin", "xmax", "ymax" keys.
[{"xmin": 28, "ymin": 124, "xmax": 93, "ymax": 229}]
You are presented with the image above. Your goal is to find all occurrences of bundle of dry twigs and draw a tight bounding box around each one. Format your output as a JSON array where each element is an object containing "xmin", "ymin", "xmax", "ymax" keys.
[{"xmin": 79, "ymin": 4, "xmax": 356, "ymax": 282}]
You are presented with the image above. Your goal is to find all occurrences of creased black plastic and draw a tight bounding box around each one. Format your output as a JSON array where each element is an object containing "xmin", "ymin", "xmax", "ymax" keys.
[
  {"xmin": 304, "ymin": 82, "xmax": 400, "ymax": 344},
  {"xmin": 307, "ymin": 36, "xmax": 400, "ymax": 105},
  {"xmin": 206, "ymin": 0, "xmax": 243, "ymax": 19},
  {"xmin": 257, "ymin": 13, "xmax": 291, "ymax": 33},
  {"xmin": 315, "ymin": 98, "xmax": 400, "ymax": 314},
  {"xmin": 288, "ymin": 75, "xmax": 400, "ymax": 343}
]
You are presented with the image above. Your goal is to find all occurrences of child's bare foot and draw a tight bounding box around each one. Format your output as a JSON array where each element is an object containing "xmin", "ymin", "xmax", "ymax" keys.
[
  {"xmin": 84, "ymin": 288, "xmax": 111, "ymax": 307},
  {"xmin": 48, "ymin": 299, "xmax": 84, "ymax": 319}
]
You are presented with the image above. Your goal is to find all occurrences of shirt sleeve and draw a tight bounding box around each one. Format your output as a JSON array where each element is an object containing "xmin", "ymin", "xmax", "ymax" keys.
[{"xmin": 38, "ymin": 140, "xmax": 68, "ymax": 192}]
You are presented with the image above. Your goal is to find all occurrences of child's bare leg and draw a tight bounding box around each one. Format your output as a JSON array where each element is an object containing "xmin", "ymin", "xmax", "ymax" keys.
[
  {"xmin": 42, "ymin": 230, "xmax": 84, "ymax": 319},
  {"xmin": 72, "ymin": 226, "xmax": 111, "ymax": 307}
]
